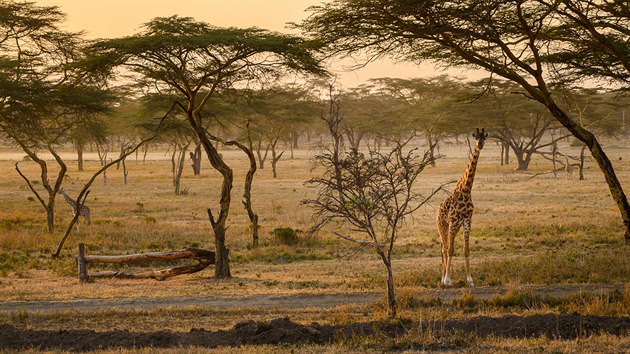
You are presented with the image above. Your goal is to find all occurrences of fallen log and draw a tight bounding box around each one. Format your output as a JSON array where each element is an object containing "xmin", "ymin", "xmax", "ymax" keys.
[{"xmin": 77, "ymin": 244, "xmax": 216, "ymax": 282}]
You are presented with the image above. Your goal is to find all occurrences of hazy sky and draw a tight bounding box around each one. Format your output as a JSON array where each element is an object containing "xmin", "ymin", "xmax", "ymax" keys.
[{"xmin": 35, "ymin": 0, "xmax": 485, "ymax": 87}]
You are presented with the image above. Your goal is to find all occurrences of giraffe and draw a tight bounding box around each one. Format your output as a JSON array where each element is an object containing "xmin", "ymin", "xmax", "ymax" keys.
[
  {"xmin": 436, "ymin": 128, "xmax": 488, "ymax": 287},
  {"xmin": 58, "ymin": 189, "xmax": 91, "ymax": 230},
  {"xmin": 565, "ymin": 156, "xmax": 573, "ymax": 179}
]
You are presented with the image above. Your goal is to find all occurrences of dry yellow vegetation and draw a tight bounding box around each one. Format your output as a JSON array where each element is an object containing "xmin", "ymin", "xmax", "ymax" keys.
[{"xmin": 0, "ymin": 139, "xmax": 629, "ymax": 351}]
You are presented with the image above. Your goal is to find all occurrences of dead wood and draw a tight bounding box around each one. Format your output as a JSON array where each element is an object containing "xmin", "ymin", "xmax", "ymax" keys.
[{"xmin": 79, "ymin": 246, "xmax": 215, "ymax": 281}]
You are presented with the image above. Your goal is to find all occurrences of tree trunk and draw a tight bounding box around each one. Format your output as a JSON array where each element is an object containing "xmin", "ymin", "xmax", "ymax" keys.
[
  {"xmin": 551, "ymin": 141, "xmax": 558, "ymax": 178},
  {"xmin": 504, "ymin": 141, "xmax": 510, "ymax": 165},
  {"xmin": 271, "ymin": 144, "xmax": 284, "ymax": 179},
  {"xmin": 14, "ymin": 145, "xmax": 66, "ymax": 234},
  {"xmin": 103, "ymin": 166, "xmax": 107, "ymax": 186},
  {"xmin": 208, "ymin": 209, "xmax": 231, "ymax": 278},
  {"xmin": 239, "ymin": 145, "xmax": 259, "ymax": 247},
  {"xmin": 46, "ymin": 207, "xmax": 54, "ymax": 233},
  {"xmin": 379, "ymin": 254, "xmax": 396, "ymax": 318},
  {"xmin": 579, "ymin": 144, "xmax": 586, "ymax": 180},
  {"xmin": 513, "ymin": 148, "xmax": 532, "ymax": 171},
  {"xmin": 116, "ymin": 144, "xmax": 125, "ymax": 170},
  {"xmin": 292, "ymin": 131, "xmax": 299, "ymax": 149},
  {"xmin": 77, "ymin": 143, "xmax": 84, "ymax": 172},
  {"xmin": 547, "ymin": 102, "xmax": 630, "ymax": 244},
  {"xmin": 189, "ymin": 111, "xmax": 233, "ymax": 278},
  {"xmin": 190, "ymin": 143, "xmax": 202, "ymax": 176},
  {"xmin": 122, "ymin": 156, "xmax": 128, "ymax": 185},
  {"xmin": 256, "ymin": 136, "xmax": 269, "ymax": 169},
  {"xmin": 426, "ymin": 132, "xmax": 437, "ymax": 167},
  {"xmin": 174, "ymin": 147, "xmax": 187, "ymax": 195},
  {"xmin": 142, "ymin": 143, "xmax": 149, "ymax": 164},
  {"xmin": 289, "ymin": 137, "xmax": 294, "ymax": 159},
  {"xmin": 213, "ymin": 135, "xmax": 260, "ymax": 249},
  {"xmin": 517, "ymin": 158, "xmax": 530, "ymax": 171}
]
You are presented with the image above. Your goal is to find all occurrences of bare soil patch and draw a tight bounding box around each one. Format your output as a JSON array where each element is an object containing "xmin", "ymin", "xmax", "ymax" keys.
[
  {"xmin": 1, "ymin": 314, "xmax": 629, "ymax": 351},
  {"xmin": 1, "ymin": 284, "xmax": 628, "ymax": 351}
]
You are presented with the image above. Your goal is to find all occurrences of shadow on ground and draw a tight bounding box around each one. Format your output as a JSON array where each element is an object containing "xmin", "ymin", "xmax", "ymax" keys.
[{"xmin": 1, "ymin": 314, "xmax": 629, "ymax": 351}]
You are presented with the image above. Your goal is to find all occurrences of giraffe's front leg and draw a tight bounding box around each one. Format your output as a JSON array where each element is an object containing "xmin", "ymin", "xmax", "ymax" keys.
[
  {"xmin": 440, "ymin": 241, "xmax": 448, "ymax": 285},
  {"xmin": 443, "ymin": 223, "xmax": 459, "ymax": 286},
  {"xmin": 463, "ymin": 218, "xmax": 474, "ymax": 287}
]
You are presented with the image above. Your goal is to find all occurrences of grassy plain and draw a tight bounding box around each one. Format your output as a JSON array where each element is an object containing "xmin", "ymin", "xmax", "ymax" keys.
[{"xmin": 0, "ymin": 138, "xmax": 629, "ymax": 352}]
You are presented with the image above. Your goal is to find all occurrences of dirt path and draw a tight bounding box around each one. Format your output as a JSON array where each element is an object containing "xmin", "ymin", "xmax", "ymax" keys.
[
  {"xmin": 0, "ymin": 283, "xmax": 624, "ymax": 313},
  {"xmin": 0, "ymin": 292, "xmax": 378, "ymax": 312}
]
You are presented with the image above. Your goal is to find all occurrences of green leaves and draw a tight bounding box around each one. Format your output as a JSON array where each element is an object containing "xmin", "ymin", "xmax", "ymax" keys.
[{"xmin": 82, "ymin": 15, "xmax": 326, "ymax": 97}]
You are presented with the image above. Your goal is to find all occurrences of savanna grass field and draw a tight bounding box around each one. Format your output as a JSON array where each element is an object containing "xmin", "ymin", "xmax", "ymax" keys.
[{"xmin": 1, "ymin": 137, "xmax": 629, "ymax": 352}]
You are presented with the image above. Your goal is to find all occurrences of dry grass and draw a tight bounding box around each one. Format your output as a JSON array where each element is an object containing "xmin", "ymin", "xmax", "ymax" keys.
[{"xmin": 1, "ymin": 138, "xmax": 629, "ymax": 351}]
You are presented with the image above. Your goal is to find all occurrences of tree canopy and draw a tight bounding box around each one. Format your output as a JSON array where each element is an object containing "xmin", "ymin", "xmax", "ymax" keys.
[
  {"xmin": 301, "ymin": 0, "xmax": 630, "ymax": 242},
  {"xmin": 82, "ymin": 15, "xmax": 326, "ymax": 277}
]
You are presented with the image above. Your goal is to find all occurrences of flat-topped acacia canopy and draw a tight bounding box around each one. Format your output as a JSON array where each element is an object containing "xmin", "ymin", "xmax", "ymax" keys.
[{"xmin": 80, "ymin": 15, "xmax": 326, "ymax": 278}]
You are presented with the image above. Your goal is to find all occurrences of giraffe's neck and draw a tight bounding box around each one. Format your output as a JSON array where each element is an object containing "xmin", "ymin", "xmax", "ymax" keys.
[
  {"xmin": 454, "ymin": 145, "xmax": 481, "ymax": 193},
  {"xmin": 59, "ymin": 191, "xmax": 77, "ymax": 208}
]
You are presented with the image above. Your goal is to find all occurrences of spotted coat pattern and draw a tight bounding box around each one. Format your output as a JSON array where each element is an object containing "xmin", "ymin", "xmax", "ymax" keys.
[
  {"xmin": 58, "ymin": 189, "xmax": 91, "ymax": 230},
  {"xmin": 436, "ymin": 129, "xmax": 487, "ymax": 286}
]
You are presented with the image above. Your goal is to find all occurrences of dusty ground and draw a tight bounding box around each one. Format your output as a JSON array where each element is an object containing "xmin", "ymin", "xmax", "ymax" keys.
[
  {"xmin": 0, "ymin": 283, "xmax": 623, "ymax": 312},
  {"xmin": 1, "ymin": 283, "xmax": 628, "ymax": 351},
  {"xmin": 1, "ymin": 314, "xmax": 629, "ymax": 351}
]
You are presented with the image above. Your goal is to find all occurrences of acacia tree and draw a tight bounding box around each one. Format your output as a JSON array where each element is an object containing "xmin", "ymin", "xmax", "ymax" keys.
[
  {"xmin": 465, "ymin": 80, "xmax": 571, "ymax": 170},
  {"xmin": 0, "ymin": 1, "xmax": 115, "ymax": 232},
  {"xmin": 301, "ymin": 0, "xmax": 630, "ymax": 243},
  {"xmin": 304, "ymin": 88, "xmax": 441, "ymax": 317},
  {"xmin": 83, "ymin": 16, "xmax": 324, "ymax": 277},
  {"xmin": 370, "ymin": 76, "xmax": 468, "ymax": 164},
  {"xmin": 536, "ymin": 0, "xmax": 629, "ymax": 84},
  {"xmin": 338, "ymin": 85, "xmax": 405, "ymax": 151},
  {"xmin": 230, "ymin": 86, "xmax": 318, "ymax": 174}
]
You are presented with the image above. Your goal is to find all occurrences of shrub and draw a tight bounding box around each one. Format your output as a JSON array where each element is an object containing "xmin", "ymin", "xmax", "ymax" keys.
[{"xmin": 271, "ymin": 227, "xmax": 301, "ymax": 245}]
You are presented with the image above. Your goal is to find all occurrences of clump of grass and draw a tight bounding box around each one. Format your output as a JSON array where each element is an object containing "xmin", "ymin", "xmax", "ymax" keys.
[
  {"xmin": 235, "ymin": 245, "xmax": 333, "ymax": 264},
  {"xmin": 339, "ymin": 317, "xmax": 478, "ymax": 352},
  {"xmin": 471, "ymin": 246, "xmax": 629, "ymax": 285},
  {"xmin": 395, "ymin": 269, "xmax": 441, "ymax": 288},
  {"xmin": 0, "ymin": 216, "xmax": 39, "ymax": 231},
  {"xmin": 271, "ymin": 227, "xmax": 302, "ymax": 246},
  {"xmin": 396, "ymin": 290, "xmax": 443, "ymax": 309},
  {"xmin": 0, "ymin": 252, "xmax": 24, "ymax": 276},
  {"xmin": 489, "ymin": 289, "xmax": 545, "ymax": 309},
  {"xmin": 452, "ymin": 289, "xmax": 479, "ymax": 313},
  {"xmin": 564, "ymin": 287, "xmax": 630, "ymax": 316}
]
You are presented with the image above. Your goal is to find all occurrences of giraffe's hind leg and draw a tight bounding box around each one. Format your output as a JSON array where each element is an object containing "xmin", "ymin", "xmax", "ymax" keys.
[
  {"xmin": 463, "ymin": 218, "xmax": 474, "ymax": 286},
  {"xmin": 74, "ymin": 214, "xmax": 80, "ymax": 233}
]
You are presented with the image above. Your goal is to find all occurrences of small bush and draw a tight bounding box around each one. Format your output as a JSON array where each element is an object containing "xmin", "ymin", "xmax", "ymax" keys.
[
  {"xmin": 489, "ymin": 289, "xmax": 543, "ymax": 309},
  {"xmin": 271, "ymin": 227, "xmax": 301, "ymax": 245}
]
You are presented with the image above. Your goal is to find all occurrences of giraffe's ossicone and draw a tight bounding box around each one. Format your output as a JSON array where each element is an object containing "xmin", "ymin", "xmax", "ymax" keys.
[{"xmin": 436, "ymin": 128, "xmax": 488, "ymax": 287}]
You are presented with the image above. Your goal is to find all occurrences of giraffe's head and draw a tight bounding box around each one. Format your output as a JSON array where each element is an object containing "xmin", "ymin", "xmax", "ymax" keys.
[{"xmin": 472, "ymin": 128, "xmax": 489, "ymax": 149}]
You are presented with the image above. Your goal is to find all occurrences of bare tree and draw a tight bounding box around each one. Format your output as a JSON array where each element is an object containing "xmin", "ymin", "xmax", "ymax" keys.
[
  {"xmin": 301, "ymin": 0, "xmax": 630, "ymax": 243},
  {"xmin": 304, "ymin": 88, "xmax": 442, "ymax": 317}
]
